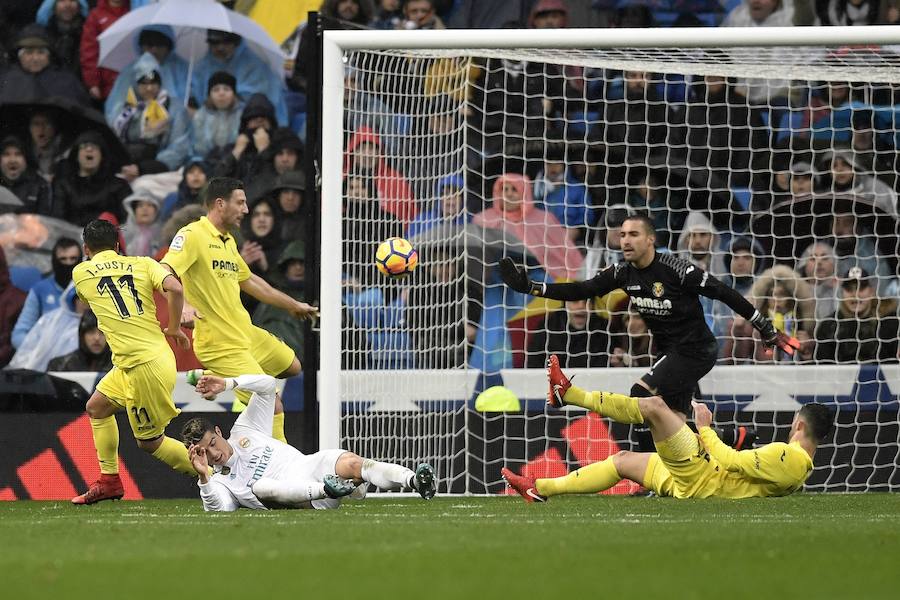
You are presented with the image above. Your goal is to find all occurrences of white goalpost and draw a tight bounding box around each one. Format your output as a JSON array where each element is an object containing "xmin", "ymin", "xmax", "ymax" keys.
[{"xmin": 321, "ymin": 26, "xmax": 900, "ymax": 495}]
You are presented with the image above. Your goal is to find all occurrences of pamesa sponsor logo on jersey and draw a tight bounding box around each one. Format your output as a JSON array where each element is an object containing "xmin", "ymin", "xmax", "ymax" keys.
[{"xmin": 630, "ymin": 295, "xmax": 672, "ymax": 315}]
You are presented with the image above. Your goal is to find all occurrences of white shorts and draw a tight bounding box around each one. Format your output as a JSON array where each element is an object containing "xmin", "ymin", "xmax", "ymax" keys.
[{"xmin": 287, "ymin": 448, "xmax": 350, "ymax": 510}]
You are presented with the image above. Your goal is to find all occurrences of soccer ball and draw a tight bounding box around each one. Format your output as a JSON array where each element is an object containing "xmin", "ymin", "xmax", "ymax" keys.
[{"xmin": 375, "ymin": 237, "xmax": 418, "ymax": 277}]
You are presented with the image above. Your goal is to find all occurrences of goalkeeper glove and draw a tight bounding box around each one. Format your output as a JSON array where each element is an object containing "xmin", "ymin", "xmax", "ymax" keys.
[
  {"xmin": 499, "ymin": 257, "xmax": 544, "ymax": 296},
  {"xmin": 749, "ymin": 311, "xmax": 801, "ymax": 356}
]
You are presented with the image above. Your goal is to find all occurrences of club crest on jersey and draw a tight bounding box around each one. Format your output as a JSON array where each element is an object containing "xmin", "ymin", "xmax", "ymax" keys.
[
  {"xmin": 652, "ymin": 282, "xmax": 664, "ymax": 297},
  {"xmin": 170, "ymin": 234, "xmax": 185, "ymax": 251},
  {"xmin": 239, "ymin": 437, "xmax": 250, "ymax": 449}
]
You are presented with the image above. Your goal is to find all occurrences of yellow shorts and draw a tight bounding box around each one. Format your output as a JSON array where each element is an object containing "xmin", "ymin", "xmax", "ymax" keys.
[
  {"xmin": 196, "ymin": 325, "xmax": 296, "ymax": 408},
  {"xmin": 97, "ymin": 351, "xmax": 180, "ymax": 440},
  {"xmin": 642, "ymin": 425, "xmax": 722, "ymax": 499}
]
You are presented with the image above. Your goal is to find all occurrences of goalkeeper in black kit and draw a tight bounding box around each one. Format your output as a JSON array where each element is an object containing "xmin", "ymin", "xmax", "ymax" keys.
[{"xmin": 500, "ymin": 214, "xmax": 799, "ymax": 449}]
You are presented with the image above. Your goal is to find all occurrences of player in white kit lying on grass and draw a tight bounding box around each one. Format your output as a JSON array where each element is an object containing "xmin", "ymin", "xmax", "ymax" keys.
[{"xmin": 181, "ymin": 373, "xmax": 437, "ymax": 511}]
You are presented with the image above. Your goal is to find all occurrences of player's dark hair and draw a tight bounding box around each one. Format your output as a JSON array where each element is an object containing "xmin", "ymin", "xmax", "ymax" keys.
[
  {"xmin": 81, "ymin": 220, "xmax": 119, "ymax": 253},
  {"xmin": 623, "ymin": 213, "xmax": 656, "ymax": 237},
  {"xmin": 798, "ymin": 403, "xmax": 832, "ymax": 443},
  {"xmin": 181, "ymin": 417, "xmax": 216, "ymax": 447},
  {"xmin": 202, "ymin": 177, "xmax": 244, "ymax": 208}
]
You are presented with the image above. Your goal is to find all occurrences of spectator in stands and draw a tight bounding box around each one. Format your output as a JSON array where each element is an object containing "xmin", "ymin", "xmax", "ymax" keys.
[
  {"xmin": 448, "ymin": 0, "xmax": 532, "ymax": 28},
  {"xmin": 809, "ymin": 0, "xmax": 881, "ymax": 25},
  {"xmin": 80, "ymin": 0, "xmax": 129, "ymax": 103},
  {"xmin": 405, "ymin": 173, "xmax": 467, "ymax": 240},
  {"xmin": 751, "ymin": 150, "xmax": 793, "ymax": 212},
  {"xmin": 8, "ymin": 283, "xmax": 85, "ymax": 371},
  {"xmin": 343, "ymin": 126, "xmax": 416, "ymax": 224},
  {"xmin": 342, "ymin": 174, "xmax": 404, "ymax": 289},
  {"xmin": 0, "ymin": 24, "xmax": 90, "ymax": 105},
  {"xmin": 676, "ymin": 211, "xmax": 727, "ymax": 277},
  {"xmin": 726, "ymin": 265, "xmax": 816, "ymax": 363},
  {"xmin": 396, "ymin": 0, "xmax": 446, "ymax": 29},
  {"xmin": 270, "ymin": 171, "xmax": 306, "ymax": 242},
  {"xmin": 28, "ymin": 109, "xmax": 66, "ymax": 180},
  {"xmin": 106, "ymin": 26, "xmax": 191, "ymax": 125},
  {"xmin": 624, "ymin": 170, "xmax": 679, "ymax": 248},
  {"xmin": 881, "ymin": 0, "xmax": 900, "ymax": 22},
  {"xmin": 212, "ymin": 93, "xmax": 276, "ymax": 181},
  {"xmin": 827, "ymin": 212, "xmax": 898, "ymax": 298},
  {"xmin": 51, "ymin": 130, "xmax": 131, "ymax": 226},
  {"xmin": 244, "ymin": 127, "xmax": 304, "ymax": 202},
  {"xmin": 582, "ymin": 203, "xmax": 628, "ymax": 279},
  {"xmin": 252, "ymin": 240, "xmax": 307, "ymax": 359},
  {"xmin": 47, "ymin": 308, "xmax": 113, "ymax": 372},
  {"xmin": 474, "ymin": 173, "xmax": 583, "ymax": 280},
  {"xmin": 343, "ymin": 66, "xmax": 397, "ymax": 155},
  {"xmin": 0, "ymin": 246, "xmax": 26, "ymax": 368},
  {"xmin": 609, "ymin": 309, "xmax": 652, "ymax": 368},
  {"xmin": 159, "ymin": 159, "xmax": 208, "ymax": 222},
  {"xmin": 191, "ymin": 71, "xmax": 243, "ymax": 160},
  {"xmin": 371, "ymin": 0, "xmax": 403, "ymax": 28},
  {"xmin": 190, "ymin": 29, "xmax": 287, "ymax": 125},
  {"xmin": 406, "ymin": 249, "xmax": 482, "ymax": 369},
  {"xmin": 791, "ymin": 160, "xmax": 814, "ymax": 196},
  {"xmin": 121, "ymin": 179, "xmax": 164, "ymax": 258},
  {"xmin": 111, "ymin": 54, "xmax": 191, "ymax": 171},
  {"xmin": 816, "ymin": 149, "xmax": 897, "ymax": 217},
  {"xmin": 11, "ymin": 237, "xmax": 81, "ymax": 349},
  {"xmin": 401, "ymin": 95, "xmax": 462, "ymax": 202},
  {"xmin": 533, "ymin": 142, "xmax": 593, "ymax": 241},
  {"xmin": 0, "ymin": 136, "xmax": 51, "ymax": 214},
  {"xmin": 527, "ymin": 298, "xmax": 610, "ymax": 368},
  {"xmin": 815, "ymin": 266, "xmax": 900, "ymax": 363},
  {"xmin": 529, "ymin": 0, "xmax": 568, "ymax": 28},
  {"xmin": 849, "ymin": 110, "xmax": 896, "ymax": 187},
  {"xmin": 37, "ymin": 0, "xmax": 87, "ymax": 76},
  {"xmin": 713, "ymin": 236, "xmax": 766, "ymax": 350},
  {"xmin": 240, "ymin": 197, "xmax": 283, "ymax": 283},
  {"xmin": 797, "ymin": 240, "xmax": 841, "ymax": 321},
  {"xmin": 322, "ymin": 0, "xmax": 375, "ymax": 25}
]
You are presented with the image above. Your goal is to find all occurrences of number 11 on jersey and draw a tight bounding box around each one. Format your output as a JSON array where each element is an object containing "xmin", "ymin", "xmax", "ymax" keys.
[{"xmin": 97, "ymin": 274, "xmax": 144, "ymax": 319}]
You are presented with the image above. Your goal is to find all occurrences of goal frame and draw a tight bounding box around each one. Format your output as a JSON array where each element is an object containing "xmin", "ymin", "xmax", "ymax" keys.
[{"xmin": 319, "ymin": 25, "xmax": 900, "ymax": 451}]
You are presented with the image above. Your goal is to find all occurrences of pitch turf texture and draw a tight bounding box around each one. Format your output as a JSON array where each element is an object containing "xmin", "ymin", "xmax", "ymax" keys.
[{"xmin": 2, "ymin": 495, "xmax": 898, "ymax": 599}]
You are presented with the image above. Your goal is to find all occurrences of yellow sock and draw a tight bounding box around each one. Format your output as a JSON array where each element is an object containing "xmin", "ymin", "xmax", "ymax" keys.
[
  {"xmin": 90, "ymin": 416, "xmax": 119, "ymax": 475},
  {"xmin": 272, "ymin": 412, "xmax": 287, "ymax": 443},
  {"xmin": 536, "ymin": 458, "xmax": 621, "ymax": 497},
  {"xmin": 564, "ymin": 385, "xmax": 644, "ymax": 424},
  {"xmin": 151, "ymin": 436, "xmax": 195, "ymax": 475}
]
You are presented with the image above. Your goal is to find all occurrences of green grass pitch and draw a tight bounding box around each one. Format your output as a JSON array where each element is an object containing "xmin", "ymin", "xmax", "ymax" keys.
[{"xmin": 2, "ymin": 494, "xmax": 899, "ymax": 599}]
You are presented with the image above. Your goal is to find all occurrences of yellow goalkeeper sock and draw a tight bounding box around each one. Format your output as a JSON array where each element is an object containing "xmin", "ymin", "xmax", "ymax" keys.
[
  {"xmin": 564, "ymin": 385, "xmax": 644, "ymax": 424},
  {"xmin": 272, "ymin": 412, "xmax": 287, "ymax": 443},
  {"xmin": 90, "ymin": 416, "xmax": 119, "ymax": 475},
  {"xmin": 536, "ymin": 458, "xmax": 621, "ymax": 497},
  {"xmin": 151, "ymin": 436, "xmax": 195, "ymax": 475}
]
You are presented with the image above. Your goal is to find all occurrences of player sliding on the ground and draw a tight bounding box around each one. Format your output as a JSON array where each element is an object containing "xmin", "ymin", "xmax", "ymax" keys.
[
  {"xmin": 500, "ymin": 214, "xmax": 799, "ymax": 451},
  {"xmin": 182, "ymin": 373, "xmax": 437, "ymax": 511},
  {"xmin": 502, "ymin": 355, "xmax": 831, "ymax": 501}
]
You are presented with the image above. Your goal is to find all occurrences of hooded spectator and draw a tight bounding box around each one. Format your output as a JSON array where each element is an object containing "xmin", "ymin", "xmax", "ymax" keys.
[
  {"xmin": 0, "ymin": 135, "xmax": 51, "ymax": 214},
  {"xmin": 244, "ymin": 127, "xmax": 304, "ymax": 202},
  {"xmin": 8, "ymin": 283, "xmax": 85, "ymax": 371},
  {"xmin": 269, "ymin": 171, "xmax": 306, "ymax": 242},
  {"xmin": 47, "ymin": 308, "xmax": 113, "ymax": 371},
  {"xmin": 191, "ymin": 70, "xmax": 244, "ymax": 159},
  {"xmin": 0, "ymin": 24, "xmax": 91, "ymax": 105},
  {"xmin": 712, "ymin": 235, "xmax": 766, "ymax": 343},
  {"xmin": 322, "ymin": 0, "xmax": 375, "ymax": 25},
  {"xmin": 343, "ymin": 126, "xmax": 416, "ymax": 224},
  {"xmin": 190, "ymin": 29, "xmax": 287, "ymax": 125},
  {"xmin": 37, "ymin": 0, "xmax": 87, "ymax": 75},
  {"xmin": 122, "ymin": 177, "xmax": 164, "ymax": 257},
  {"xmin": 112, "ymin": 53, "xmax": 192, "ymax": 170},
  {"xmin": 0, "ymin": 246, "xmax": 26, "ymax": 368},
  {"xmin": 212, "ymin": 93, "xmax": 277, "ymax": 181},
  {"xmin": 816, "ymin": 149, "xmax": 898, "ymax": 218},
  {"xmin": 160, "ymin": 159, "xmax": 209, "ymax": 222},
  {"xmin": 11, "ymin": 237, "xmax": 81, "ymax": 349},
  {"xmin": 27, "ymin": 108, "xmax": 67, "ymax": 180},
  {"xmin": 80, "ymin": 0, "xmax": 129, "ymax": 102},
  {"xmin": 51, "ymin": 130, "xmax": 131, "ymax": 226},
  {"xmin": 105, "ymin": 26, "xmax": 191, "ymax": 124},
  {"xmin": 240, "ymin": 197, "xmax": 284, "ymax": 283},
  {"xmin": 251, "ymin": 240, "xmax": 307, "ymax": 357},
  {"xmin": 342, "ymin": 174, "xmax": 404, "ymax": 288},
  {"xmin": 676, "ymin": 211, "xmax": 727, "ymax": 277},
  {"xmin": 405, "ymin": 174, "xmax": 468, "ymax": 240}
]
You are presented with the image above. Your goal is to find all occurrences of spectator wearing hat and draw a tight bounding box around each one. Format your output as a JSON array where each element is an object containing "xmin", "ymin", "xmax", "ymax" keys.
[
  {"xmin": 815, "ymin": 267, "xmax": 899, "ymax": 363},
  {"xmin": 160, "ymin": 159, "xmax": 209, "ymax": 222},
  {"xmin": 211, "ymin": 93, "xmax": 277, "ymax": 181},
  {"xmin": 36, "ymin": 0, "xmax": 88, "ymax": 76},
  {"xmin": 713, "ymin": 236, "xmax": 766, "ymax": 348},
  {"xmin": 244, "ymin": 127, "xmax": 304, "ymax": 201},
  {"xmin": 47, "ymin": 309, "xmax": 113, "ymax": 372},
  {"xmin": 251, "ymin": 240, "xmax": 307, "ymax": 358},
  {"xmin": 533, "ymin": 142, "xmax": 592, "ymax": 240},
  {"xmin": 121, "ymin": 176, "xmax": 165, "ymax": 257},
  {"xmin": 190, "ymin": 29, "xmax": 288, "ymax": 126},
  {"xmin": 191, "ymin": 70, "xmax": 244, "ymax": 159},
  {"xmin": 105, "ymin": 26, "xmax": 191, "ymax": 125},
  {"xmin": 80, "ymin": 0, "xmax": 129, "ymax": 103},
  {"xmin": 0, "ymin": 135, "xmax": 51, "ymax": 215},
  {"xmin": 240, "ymin": 196, "xmax": 284, "ymax": 285},
  {"xmin": 0, "ymin": 24, "xmax": 91, "ymax": 105},
  {"xmin": 271, "ymin": 171, "xmax": 306, "ymax": 241},
  {"xmin": 111, "ymin": 53, "xmax": 191, "ymax": 171}
]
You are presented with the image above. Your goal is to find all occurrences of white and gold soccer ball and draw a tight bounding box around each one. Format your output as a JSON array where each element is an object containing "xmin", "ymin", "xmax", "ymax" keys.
[{"xmin": 374, "ymin": 237, "xmax": 418, "ymax": 278}]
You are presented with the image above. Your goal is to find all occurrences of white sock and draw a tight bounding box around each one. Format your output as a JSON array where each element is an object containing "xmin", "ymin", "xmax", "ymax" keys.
[
  {"xmin": 252, "ymin": 477, "xmax": 326, "ymax": 505},
  {"xmin": 360, "ymin": 459, "xmax": 415, "ymax": 491}
]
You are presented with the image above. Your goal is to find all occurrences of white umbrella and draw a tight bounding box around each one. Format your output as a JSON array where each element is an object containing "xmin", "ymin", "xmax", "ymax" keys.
[{"xmin": 98, "ymin": 0, "xmax": 285, "ymax": 80}]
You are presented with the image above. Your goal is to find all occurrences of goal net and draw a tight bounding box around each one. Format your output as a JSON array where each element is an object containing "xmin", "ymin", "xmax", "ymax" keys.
[{"xmin": 321, "ymin": 27, "xmax": 900, "ymax": 494}]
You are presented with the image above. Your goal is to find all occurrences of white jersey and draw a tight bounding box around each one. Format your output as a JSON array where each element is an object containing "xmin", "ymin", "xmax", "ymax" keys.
[{"xmin": 197, "ymin": 375, "xmax": 319, "ymax": 512}]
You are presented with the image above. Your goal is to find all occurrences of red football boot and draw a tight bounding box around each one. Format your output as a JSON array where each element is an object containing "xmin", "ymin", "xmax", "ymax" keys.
[
  {"xmin": 501, "ymin": 467, "xmax": 547, "ymax": 503},
  {"xmin": 72, "ymin": 473, "xmax": 125, "ymax": 505},
  {"xmin": 546, "ymin": 355, "xmax": 572, "ymax": 408}
]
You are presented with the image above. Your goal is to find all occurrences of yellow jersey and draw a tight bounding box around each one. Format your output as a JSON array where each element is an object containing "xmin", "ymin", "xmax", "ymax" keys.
[
  {"xmin": 161, "ymin": 216, "xmax": 253, "ymax": 354},
  {"xmin": 72, "ymin": 250, "xmax": 172, "ymax": 369},
  {"xmin": 698, "ymin": 427, "xmax": 814, "ymax": 499}
]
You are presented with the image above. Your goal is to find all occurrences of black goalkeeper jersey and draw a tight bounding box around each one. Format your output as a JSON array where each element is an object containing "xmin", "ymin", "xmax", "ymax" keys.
[{"xmin": 543, "ymin": 252, "xmax": 756, "ymax": 354}]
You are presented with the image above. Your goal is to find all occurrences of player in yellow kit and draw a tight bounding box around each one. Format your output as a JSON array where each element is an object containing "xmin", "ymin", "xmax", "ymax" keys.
[
  {"xmin": 160, "ymin": 177, "xmax": 317, "ymax": 442},
  {"xmin": 503, "ymin": 355, "xmax": 832, "ymax": 501},
  {"xmin": 71, "ymin": 219, "xmax": 194, "ymax": 505}
]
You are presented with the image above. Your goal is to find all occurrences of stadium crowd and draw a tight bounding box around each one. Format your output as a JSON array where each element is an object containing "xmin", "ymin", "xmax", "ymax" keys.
[{"xmin": 0, "ymin": 0, "xmax": 899, "ymax": 379}]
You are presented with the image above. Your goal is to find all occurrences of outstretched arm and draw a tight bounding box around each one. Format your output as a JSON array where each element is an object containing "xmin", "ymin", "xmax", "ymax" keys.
[
  {"xmin": 196, "ymin": 374, "xmax": 278, "ymax": 435},
  {"xmin": 499, "ymin": 257, "xmax": 616, "ymax": 300},
  {"xmin": 239, "ymin": 273, "xmax": 318, "ymax": 321},
  {"xmin": 159, "ymin": 274, "xmax": 190, "ymax": 349}
]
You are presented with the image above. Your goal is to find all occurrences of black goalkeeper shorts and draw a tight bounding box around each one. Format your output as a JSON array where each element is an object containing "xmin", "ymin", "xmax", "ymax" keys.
[{"xmin": 640, "ymin": 341, "xmax": 718, "ymax": 416}]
